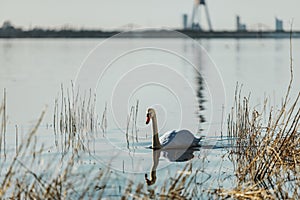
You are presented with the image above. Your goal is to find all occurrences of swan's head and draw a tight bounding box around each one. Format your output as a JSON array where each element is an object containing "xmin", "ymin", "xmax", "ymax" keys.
[{"xmin": 146, "ymin": 108, "xmax": 156, "ymax": 125}]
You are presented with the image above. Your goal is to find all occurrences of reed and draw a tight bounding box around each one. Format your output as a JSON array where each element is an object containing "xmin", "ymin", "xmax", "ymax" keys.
[
  {"xmin": 223, "ymin": 37, "xmax": 300, "ymax": 199},
  {"xmin": 0, "ymin": 89, "xmax": 7, "ymax": 159},
  {"xmin": 0, "ymin": 104, "xmax": 115, "ymax": 199},
  {"xmin": 1, "ymin": 85, "xmax": 298, "ymax": 199},
  {"xmin": 0, "ymin": 90, "xmax": 199, "ymax": 199},
  {"xmin": 53, "ymin": 83, "xmax": 99, "ymax": 155},
  {"xmin": 0, "ymin": 104, "xmax": 192, "ymax": 199},
  {"xmin": 125, "ymin": 100, "xmax": 139, "ymax": 150},
  {"xmin": 100, "ymin": 102, "xmax": 107, "ymax": 135}
]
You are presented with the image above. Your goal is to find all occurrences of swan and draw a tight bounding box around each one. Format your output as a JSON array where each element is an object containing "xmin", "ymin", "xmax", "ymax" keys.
[{"xmin": 145, "ymin": 108, "xmax": 201, "ymax": 149}]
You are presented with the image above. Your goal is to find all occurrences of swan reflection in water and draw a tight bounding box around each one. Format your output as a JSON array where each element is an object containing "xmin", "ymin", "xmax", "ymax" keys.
[{"xmin": 145, "ymin": 147, "xmax": 200, "ymax": 186}]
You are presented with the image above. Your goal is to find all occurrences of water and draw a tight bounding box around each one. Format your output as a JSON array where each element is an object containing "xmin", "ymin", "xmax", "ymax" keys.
[
  {"xmin": 1, "ymin": 38, "xmax": 299, "ymax": 124},
  {"xmin": 0, "ymin": 37, "xmax": 299, "ymax": 198}
]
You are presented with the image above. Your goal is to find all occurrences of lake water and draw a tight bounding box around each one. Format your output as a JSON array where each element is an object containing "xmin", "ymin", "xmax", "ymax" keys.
[{"xmin": 0, "ymin": 37, "xmax": 299, "ymax": 198}]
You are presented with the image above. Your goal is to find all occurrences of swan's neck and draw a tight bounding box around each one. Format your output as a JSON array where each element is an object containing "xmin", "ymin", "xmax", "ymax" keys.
[{"xmin": 152, "ymin": 115, "xmax": 162, "ymax": 149}]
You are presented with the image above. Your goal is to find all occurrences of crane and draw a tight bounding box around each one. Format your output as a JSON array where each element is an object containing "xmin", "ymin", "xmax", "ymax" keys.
[{"xmin": 190, "ymin": 0, "xmax": 213, "ymax": 31}]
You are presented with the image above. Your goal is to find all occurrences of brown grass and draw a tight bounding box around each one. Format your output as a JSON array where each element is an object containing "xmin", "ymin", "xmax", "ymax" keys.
[
  {"xmin": 1, "ymin": 70, "xmax": 299, "ymax": 199},
  {"xmin": 53, "ymin": 83, "xmax": 99, "ymax": 156},
  {"xmin": 0, "ymin": 89, "xmax": 7, "ymax": 159},
  {"xmin": 223, "ymin": 36, "xmax": 300, "ymax": 199}
]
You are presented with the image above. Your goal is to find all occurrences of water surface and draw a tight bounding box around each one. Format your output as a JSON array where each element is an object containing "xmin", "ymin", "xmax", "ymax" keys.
[{"xmin": 0, "ymin": 38, "xmax": 299, "ymax": 198}]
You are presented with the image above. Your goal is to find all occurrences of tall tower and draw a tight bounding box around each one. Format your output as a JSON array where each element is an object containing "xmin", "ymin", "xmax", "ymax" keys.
[
  {"xmin": 236, "ymin": 15, "xmax": 247, "ymax": 31},
  {"xmin": 182, "ymin": 14, "xmax": 188, "ymax": 29},
  {"xmin": 275, "ymin": 17, "xmax": 283, "ymax": 32},
  {"xmin": 190, "ymin": 0, "xmax": 213, "ymax": 31}
]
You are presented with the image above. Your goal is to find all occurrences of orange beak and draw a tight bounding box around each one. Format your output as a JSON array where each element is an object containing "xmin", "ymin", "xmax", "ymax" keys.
[{"xmin": 146, "ymin": 114, "xmax": 150, "ymax": 124}]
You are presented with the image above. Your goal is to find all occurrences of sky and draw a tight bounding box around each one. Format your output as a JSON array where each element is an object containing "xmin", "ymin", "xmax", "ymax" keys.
[{"xmin": 0, "ymin": 0, "xmax": 300, "ymax": 31}]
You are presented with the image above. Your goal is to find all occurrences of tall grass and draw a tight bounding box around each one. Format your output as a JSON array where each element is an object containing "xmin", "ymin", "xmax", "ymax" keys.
[
  {"xmin": 0, "ymin": 91, "xmax": 196, "ymax": 199},
  {"xmin": 0, "ymin": 89, "xmax": 6, "ymax": 159},
  {"xmin": 1, "ymin": 81, "xmax": 298, "ymax": 199},
  {"xmin": 2, "ymin": 76, "xmax": 298, "ymax": 199},
  {"xmin": 53, "ymin": 83, "xmax": 99, "ymax": 155},
  {"xmin": 222, "ymin": 38, "xmax": 300, "ymax": 199},
  {"xmin": 0, "ymin": 98, "xmax": 113, "ymax": 199},
  {"xmin": 223, "ymin": 89, "xmax": 299, "ymax": 199},
  {"xmin": 0, "ymin": 84, "xmax": 206, "ymax": 199},
  {"xmin": 125, "ymin": 100, "xmax": 139, "ymax": 150}
]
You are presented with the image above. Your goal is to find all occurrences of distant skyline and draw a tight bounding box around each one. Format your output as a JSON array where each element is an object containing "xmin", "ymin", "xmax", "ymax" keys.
[{"xmin": 1, "ymin": 0, "xmax": 300, "ymax": 31}]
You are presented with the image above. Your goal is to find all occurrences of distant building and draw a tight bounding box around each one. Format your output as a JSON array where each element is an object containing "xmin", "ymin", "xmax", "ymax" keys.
[
  {"xmin": 191, "ymin": 23, "xmax": 201, "ymax": 30},
  {"xmin": 236, "ymin": 15, "xmax": 247, "ymax": 31},
  {"xmin": 1, "ymin": 21, "xmax": 14, "ymax": 30},
  {"xmin": 240, "ymin": 24, "xmax": 247, "ymax": 31},
  {"xmin": 275, "ymin": 18, "xmax": 283, "ymax": 32},
  {"xmin": 182, "ymin": 14, "xmax": 188, "ymax": 30}
]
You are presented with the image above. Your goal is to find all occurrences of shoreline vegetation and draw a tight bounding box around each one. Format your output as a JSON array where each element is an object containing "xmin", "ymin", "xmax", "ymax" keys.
[
  {"xmin": 1, "ymin": 21, "xmax": 300, "ymax": 39},
  {"xmin": 0, "ymin": 43, "xmax": 299, "ymax": 199}
]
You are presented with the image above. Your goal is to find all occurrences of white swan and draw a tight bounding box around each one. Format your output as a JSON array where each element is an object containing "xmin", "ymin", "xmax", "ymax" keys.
[{"xmin": 146, "ymin": 108, "xmax": 201, "ymax": 149}]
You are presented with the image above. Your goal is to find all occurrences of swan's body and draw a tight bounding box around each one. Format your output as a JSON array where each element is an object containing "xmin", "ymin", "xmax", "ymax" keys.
[
  {"xmin": 146, "ymin": 108, "xmax": 201, "ymax": 149},
  {"xmin": 159, "ymin": 130, "xmax": 200, "ymax": 149}
]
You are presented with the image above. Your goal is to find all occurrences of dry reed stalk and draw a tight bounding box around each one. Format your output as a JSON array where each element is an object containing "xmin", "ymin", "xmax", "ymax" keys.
[
  {"xmin": 100, "ymin": 102, "xmax": 107, "ymax": 135},
  {"xmin": 0, "ymin": 84, "xmax": 209, "ymax": 199},
  {"xmin": 226, "ymin": 33, "xmax": 300, "ymax": 199},
  {"xmin": 0, "ymin": 89, "xmax": 7, "ymax": 159},
  {"xmin": 125, "ymin": 106, "xmax": 134, "ymax": 150},
  {"xmin": 0, "ymin": 93, "xmax": 3, "ymax": 158},
  {"xmin": 53, "ymin": 83, "xmax": 98, "ymax": 155},
  {"xmin": 0, "ymin": 109, "xmax": 46, "ymax": 197},
  {"xmin": 15, "ymin": 125, "xmax": 18, "ymax": 155},
  {"xmin": 134, "ymin": 100, "xmax": 139, "ymax": 142},
  {"xmin": 0, "ymin": 109, "xmax": 113, "ymax": 199},
  {"xmin": 216, "ymin": 183, "xmax": 275, "ymax": 200},
  {"xmin": 125, "ymin": 100, "xmax": 140, "ymax": 150}
]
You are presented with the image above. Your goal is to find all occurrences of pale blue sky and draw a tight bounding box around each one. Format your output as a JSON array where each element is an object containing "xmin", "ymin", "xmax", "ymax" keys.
[{"xmin": 0, "ymin": 0, "xmax": 299, "ymax": 30}]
